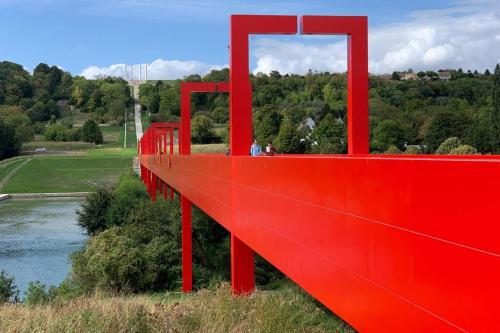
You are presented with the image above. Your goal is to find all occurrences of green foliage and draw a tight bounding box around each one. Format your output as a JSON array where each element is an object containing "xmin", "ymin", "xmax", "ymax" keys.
[
  {"xmin": 44, "ymin": 123, "xmax": 68, "ymax": 141},
  {"xmin": 24, "ymin": 281, "xmax": 58, "ymax": 305},
  {"xmin": 253, "ymin": 105, "xmax": 282, "ymax": 144},
  {"xmin": 211, "ymin": 106, "xmax": 228, "ymax": 124},
  {"xmin": 435, "ymin": 137, "xmax": 462, "ymax": 154},
  {"xmin": 449, "ymin": 145, "xmax": 479, "ymax": 155},
  {"xmin": 275, "ymin": 117, "xmax": 304, "ymax": 153},
  {"xmin": 191, "ymin": 115, "xmax": 218, "ymax": 144},
  {"xmin": 77, "ymin": 186, "xmax": 115, "ymax": 235},
  {"xmin": 0, "ymin": 270, "xmax": 19, "ymax": 303},
  {"xmin": 310, "ymin": 114, "xmax": 346, "ymax": 154},
  {"xmin": 81, "ymin": 119, "xmax": 103, "ymax": 144},
  {"xmin": 372, "ymin": 119, "xmax": 407, "ymax": 151},
  {"xmin": 105, "ymin": 173, "xmax": 150, "ymax": 228},
  {"xmin": 492, "ymin": 63, "xmax": 500, "ymax": 152},
  {"xmin": 0, "ymin": 119, "xmax": 21, "ymax": 160},
  {"xmin": 404, "ymin": 145, "xmax": 422, "ymax": 154},
  {"xmin": 384, "ymin": 145, "xmax": 402, "ymax": 154},
  {"xmin": 425, "ymin": 110, "xmax": 470, "ymax": 151}
]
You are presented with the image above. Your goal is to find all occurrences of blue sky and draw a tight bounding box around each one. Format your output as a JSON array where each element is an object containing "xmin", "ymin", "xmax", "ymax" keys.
[{"xmin": 0, "ymin": 0, "xmax": 498, "ymax": 78}]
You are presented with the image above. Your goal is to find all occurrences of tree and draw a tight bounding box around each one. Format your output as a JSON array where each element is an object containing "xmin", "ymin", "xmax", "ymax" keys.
[
  {"xmin": 191, "ymin": 115, "xmax": 217, "ymax": 144},
  {"xmin": 81, "ymin": 119, "xmax": 103, "ymax": 144},
  {"xmin": 275, "ymin": 117, "xmax": 304, "ymax": 153},
  {"xmin": 484, "ymin": 69, "xmax": 491, "ymax": 76},
  {"xmin": 0, "ymin": 119, "xmax": 20, "ymax": 160},
  {"xmin": 449, "ymin": 145, "xmax": 479, "ymax": 155},
  {"xmin": 492, "ymin": 63, "xmax": 500, "ymax": 152},
  {"xmin": 44, "ymin": 124, "xmax": 68, "ymax": 141},
  {"xmin": 253, "ymin": 105, "xmax": 282, "ymax": 143},
  {"xmin": 77, "ymin": 186, "xmax": 114, "ymax": 235},
  {"xmin": 0, "ymin": 270, "xmax": 19, "ymax": 303},
  {"xmin": 435, "ymin": 137, "xmax": 461, "ymax": 154},
  {"xmin": 26, "ymin": 101, "xmax": 49, "ymax": 122},
  {"xmin": 425, "ymin": 110, "xmax": 470, "ymax": 151},
  {"xmin": 372, "ymin": 119, "xmax": 406, "ymax": 151},
  {"xmin": 391, "ymin": 72, "xmax": 401, "ymax": 81},
  {"xmin": 310, "ymin": 114, "xmax": 346, "ymax": 154},
  {"xmin": 149, "ymin": 92, "xmax": 160, "ymax": 113}
]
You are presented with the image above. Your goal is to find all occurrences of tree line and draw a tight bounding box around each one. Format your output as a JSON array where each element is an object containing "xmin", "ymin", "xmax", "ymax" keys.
[
  {"xmin": 139, "ymin": 64, "xmax": 500, "ymax": 155},
  {"xmin": 0, "ymin": 61, "xmax": 132, "ymax": 159}
]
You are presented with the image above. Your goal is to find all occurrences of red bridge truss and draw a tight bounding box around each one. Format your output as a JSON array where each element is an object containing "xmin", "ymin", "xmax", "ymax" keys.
[{"xmin": 139, "ymin": 15, "xmax": 500, "ymax": 333}]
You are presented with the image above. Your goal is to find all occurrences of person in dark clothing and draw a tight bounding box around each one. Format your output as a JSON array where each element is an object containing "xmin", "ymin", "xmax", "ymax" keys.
[{"xmin": 265, "ymin": 141, "xmax": 276, "ymax": 156}]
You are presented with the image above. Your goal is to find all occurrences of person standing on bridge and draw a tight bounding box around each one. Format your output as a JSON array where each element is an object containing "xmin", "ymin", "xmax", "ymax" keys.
[
  {"xmin": 265, "ymin": 141, "xmax": 276, "ymax": 156},
  {"xmin": 250, "ymin": 139, "xmax": 261, "ymax": 156}
]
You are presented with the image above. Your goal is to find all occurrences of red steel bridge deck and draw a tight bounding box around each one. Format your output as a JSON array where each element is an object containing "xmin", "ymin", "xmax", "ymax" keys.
[{"xmin": 139, "ymin": 15, "xmax": 500, "ymax": 333}]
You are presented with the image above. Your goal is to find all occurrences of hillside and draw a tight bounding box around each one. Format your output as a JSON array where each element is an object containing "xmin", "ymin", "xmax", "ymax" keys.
[{"xmin": 0, "ymin": 284, "xmax": 354, "ymax": 333}]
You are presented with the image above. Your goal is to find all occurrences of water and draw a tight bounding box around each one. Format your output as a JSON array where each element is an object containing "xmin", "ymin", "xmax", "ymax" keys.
[{"xmin": 0, "ymin": 199, "xmax": 86, "ymax": 295}]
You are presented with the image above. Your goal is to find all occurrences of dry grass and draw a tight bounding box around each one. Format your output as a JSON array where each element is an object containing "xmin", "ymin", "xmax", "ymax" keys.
[{"xmin": 0, "ymin": 284, "xmax": 354, "ymax": 333}]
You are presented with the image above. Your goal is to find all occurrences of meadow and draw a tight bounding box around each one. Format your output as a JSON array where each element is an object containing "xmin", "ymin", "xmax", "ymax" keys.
[{"xmin": 1, "ymin": 156, "xmax": 132, "ymax": 193}]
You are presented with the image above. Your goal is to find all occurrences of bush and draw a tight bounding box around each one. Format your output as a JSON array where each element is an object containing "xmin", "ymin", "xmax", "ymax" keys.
[
  {"xmin": 191, "ymin": 115, "xmax": 218, "ymax": 144},
  {"xmin": 24, "ymin": 281, "xmax": 57, "ymax": 305},
  {"xmin": 44, "ymin": 123, "xmax": 67, "ymax": 141},
  {"xmin": 384, "ymin": 145, "xmax": 402, "ymax": 154},
  {"xmin": 449, "ymin": 145, "xmax": 480, "ymax": 155},
  {"xmin": 106, "ymin": 174, "xmax": 149, "ymax": 228},
  {"xmin": 72, "ymin": 199, "xmax": 182, "ymax": 292},
  {"xmin": 77, "ymin": 186, "xmax": 114, "ymax": 235},
  {"xmin": 0, "ymin": 120, "xmax": 21, "ymax": 160},
  {"xmin": 0, "ymin": 270, "xmax": 19, "ymax": 303},
  {"xmin": 404, "ymin": 145, "xmax": 422, "ymax": 154},
  {"xmin": 435, "ymin": 137, "xmax": 461, "ymax": 154},
  {"xmin": 81, "ymin": 119, "xmax": 103, "ymax": 144}
]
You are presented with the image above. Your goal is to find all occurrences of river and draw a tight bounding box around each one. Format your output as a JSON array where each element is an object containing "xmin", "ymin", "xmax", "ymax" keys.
[{"xmin": 0, "ymin": 199, "xmax": 86, "ymax": 295}]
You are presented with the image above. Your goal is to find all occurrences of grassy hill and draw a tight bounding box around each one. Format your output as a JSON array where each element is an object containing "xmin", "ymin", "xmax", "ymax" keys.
[{"xmin": 0, "ymin": 284, "xmax": 354, "ymax": 333}]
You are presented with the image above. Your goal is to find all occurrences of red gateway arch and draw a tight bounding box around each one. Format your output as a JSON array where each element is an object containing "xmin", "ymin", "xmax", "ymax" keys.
[{"xmin": 139, "ymin": 15, "xmax": 500, "ymax": 333}]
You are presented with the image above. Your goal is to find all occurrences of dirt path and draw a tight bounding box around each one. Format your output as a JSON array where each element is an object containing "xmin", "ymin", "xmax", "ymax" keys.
[{"xmin": 0, "ymin": 157, "xmax": 31, "ymax": 192}]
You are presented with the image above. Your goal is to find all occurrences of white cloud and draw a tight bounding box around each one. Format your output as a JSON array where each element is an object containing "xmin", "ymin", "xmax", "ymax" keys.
[
  {"xmin": 252, "ymin": 1, "xmax": 500, "ymax": 74},
  {"xmin": 81, "ymin": 1, "xmax": 500, "ymax": 78},
  {"xmin": 80, "ymin": 59, "xmax": 227, "ymax": 80}
]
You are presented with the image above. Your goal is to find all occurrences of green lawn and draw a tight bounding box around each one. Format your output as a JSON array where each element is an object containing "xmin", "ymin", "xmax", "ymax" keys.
[
  {"xmin": 0, "ymin": 158, "xmax": 26, "ymax": 184},
  {"xmin": 1, "ymin": 156, "xmax": 132, "ymax": 193}
]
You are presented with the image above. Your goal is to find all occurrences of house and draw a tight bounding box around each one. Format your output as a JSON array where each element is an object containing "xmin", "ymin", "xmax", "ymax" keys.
[
  {"xmin": 438, "ymin": 71, "xmax": 452, "ymax": 81},
  {"xmin": 401, "ymin": 72, "xmax": 418, "ymax": 81}
]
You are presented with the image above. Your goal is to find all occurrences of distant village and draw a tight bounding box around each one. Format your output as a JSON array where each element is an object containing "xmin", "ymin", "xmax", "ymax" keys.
[{"xmin": 377, "ymin": 68, "xmax": 492, "ymax": 81}]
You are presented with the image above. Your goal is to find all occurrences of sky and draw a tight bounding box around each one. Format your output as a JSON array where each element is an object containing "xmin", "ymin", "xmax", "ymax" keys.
[{"xmin": 0, "ymin": 0, "xmax": 499, "ymax": 79}]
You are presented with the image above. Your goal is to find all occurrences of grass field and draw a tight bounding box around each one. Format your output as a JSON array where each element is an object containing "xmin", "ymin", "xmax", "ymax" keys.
[
  {"xmin": 0, "ymin": 158, "xmax": 26, "ymax": 184},
  {"xmin": 1, "ymin": 156, "xmax": 132, "ymax": 193},
  {"xmin": 0, "ymin": 284, "xmax": 354, "ymax": 333}
]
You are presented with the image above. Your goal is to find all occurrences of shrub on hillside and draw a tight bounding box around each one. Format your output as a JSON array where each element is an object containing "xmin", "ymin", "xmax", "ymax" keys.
[
  {"xmin": 436, "ymin": 137, "xmax": 461, "ymax": 154},
  {"xmin": 191, "ymin": 115, "xmax": 218, "ymax": 144},
  {"xmin": 44, "ymin": 124, "xmax": 68, "ymax": 141},
  {"xmin": 72, "ymin": 199, "xmax": 182, "ymax": 292},
  {"xmin": 81, "ymin": 119, "xmax": 103, "ymax": 144},
  {"xmin": 24, "ymin": 281, "xmax": 57, "ymax": 305},
  {"xmin": 449, "ymin": 145, "xmax": 480, "ymax": 155},
  {"xmin": 76, "ymin": 186, "xmax": 114, "ymax": 235},
  {"xmin": 105, "ymin": 174, "xmax": 150, "ymax": 228},
  {"xmin": 0, "ymin": 270, "xmax": 19, "ymax": 303}
]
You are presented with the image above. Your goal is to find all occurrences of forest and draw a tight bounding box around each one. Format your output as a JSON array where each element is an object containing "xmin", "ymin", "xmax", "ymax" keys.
[
  {"xmin": 0, "ymin": 61, "xmax": 132, "ymax": 160},
  {"xmin": 139, "ymin": 65, "xmax": 500, "ymax": 155}
]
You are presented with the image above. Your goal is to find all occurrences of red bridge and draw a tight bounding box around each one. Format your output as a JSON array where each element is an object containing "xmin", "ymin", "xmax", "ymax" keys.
[{"xmin": 139, "ymin": 15, "xmax": 499, "ymax": 333}]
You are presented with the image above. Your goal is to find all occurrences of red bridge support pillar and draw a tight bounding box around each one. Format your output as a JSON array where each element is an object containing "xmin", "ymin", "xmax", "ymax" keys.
[
  {"xmin": 181, "ymin": 195, "xmax": 192, "ymax": 292},
  {"xmin": 151, "ymin": 173, "xmax": 157, "ymax": 202},
  {"xmin": 231, "ymin": 234, "xmax": 254, "ymax": 294}
]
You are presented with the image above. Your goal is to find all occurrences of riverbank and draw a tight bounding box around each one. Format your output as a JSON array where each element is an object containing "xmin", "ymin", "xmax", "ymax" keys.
[{"xmin": 7, "ymin": 192, "xmax": 91, "ymax": 200}]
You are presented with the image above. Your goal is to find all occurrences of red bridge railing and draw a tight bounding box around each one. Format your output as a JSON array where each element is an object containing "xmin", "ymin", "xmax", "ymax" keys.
[{"xmin": 138, "ymin": 15, "xmax": 500, "ymax": 333}]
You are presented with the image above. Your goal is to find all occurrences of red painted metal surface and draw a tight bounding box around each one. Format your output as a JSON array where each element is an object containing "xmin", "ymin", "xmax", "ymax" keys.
[{"xmin": 137, "ymin": 15, "xmax": 500, "ymax": 332}]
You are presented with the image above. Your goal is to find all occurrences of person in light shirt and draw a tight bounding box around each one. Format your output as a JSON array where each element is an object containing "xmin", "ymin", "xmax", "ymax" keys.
[{"xmin": 250, "ymin": 139, "xmax": 262, "ymax": 156}]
